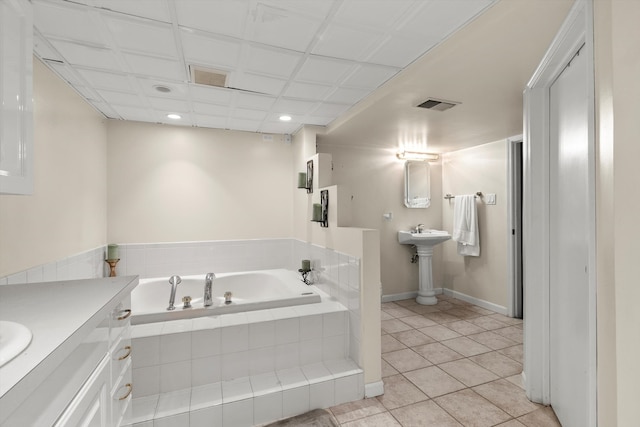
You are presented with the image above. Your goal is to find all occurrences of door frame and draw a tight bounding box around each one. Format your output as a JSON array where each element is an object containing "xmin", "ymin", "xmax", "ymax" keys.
[
  {"xmin": 507, "ymin": 135, "xmax": 523, "ymax": 318},
  {"xmin": 522, "ymin": 0, "xmax": 597, "ymax": 424}
]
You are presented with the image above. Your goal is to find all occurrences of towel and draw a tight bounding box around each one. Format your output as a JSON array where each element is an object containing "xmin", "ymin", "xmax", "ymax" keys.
[{"xmin": 452, "ymin": 195, "xmax": 480, "ymax": 256}]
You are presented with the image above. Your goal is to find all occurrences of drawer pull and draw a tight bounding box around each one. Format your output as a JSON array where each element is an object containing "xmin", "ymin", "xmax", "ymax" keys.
[
  {"xmin": 117, "ymin": 383, "xmax": 133, "ymax": 401},
  {"xmin": 116, "ymin": 309, "xmax": 132, "ymax": 321},
  {"xmin": 117, "ymin": 345, "xmax": 132, "ymax": 361}
]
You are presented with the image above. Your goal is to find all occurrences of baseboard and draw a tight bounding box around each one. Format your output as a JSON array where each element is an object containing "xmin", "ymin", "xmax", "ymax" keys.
[
  {"xmin": 442, "ymin": 288, "xmax": 508, "ymax": 315},
  {"xmin": 364, "ymin": 381, "xmax": 384, "ymax": 398},
  {"xmin": 381, "ymin": 289, "xmax": 443, "ymax": 303}
]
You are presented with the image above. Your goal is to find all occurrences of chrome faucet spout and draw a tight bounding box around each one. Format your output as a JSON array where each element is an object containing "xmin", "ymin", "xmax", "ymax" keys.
[
  {"xmin": 167, "ymin": 275, "xmax": 181, "ymax": 311},
  {"xmin": 204, "ymin": 273, "xmax": 216, "ymax": 307}
]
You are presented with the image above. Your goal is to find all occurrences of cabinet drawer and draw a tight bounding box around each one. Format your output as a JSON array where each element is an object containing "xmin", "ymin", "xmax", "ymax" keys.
[
  {"xmin": 110, "ymin": 294, "xmax": 132, "ymax": 343},
  {"xmin": 111, "ymin": 334, "xmax": 132, "ymax": 388},
  {"xmin": 111, "ymin": 360, "xmax": 132, "ymax": 427}
]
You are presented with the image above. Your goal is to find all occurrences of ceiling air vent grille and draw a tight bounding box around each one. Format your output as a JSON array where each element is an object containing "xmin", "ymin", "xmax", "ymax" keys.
[
  {"xmin": 417, "ymin": 98, "xmax": 460, "ymax": 112},
  {"xmin": 190, "ymin": 65, "xmax": 227, "ymax": 88}
]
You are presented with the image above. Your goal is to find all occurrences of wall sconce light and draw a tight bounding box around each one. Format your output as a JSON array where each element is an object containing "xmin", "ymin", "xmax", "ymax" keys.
[{"xmin": 396, "ymin": 150, "xmax": 439, "ymax": 161}]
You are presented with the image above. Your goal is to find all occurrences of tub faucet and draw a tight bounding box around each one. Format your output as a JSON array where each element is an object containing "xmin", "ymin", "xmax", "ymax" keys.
[
  {"xmin": 167, "ymin": 275, "xmax": 181, "ymax": 311},
  {"xmin": 204, "ymin": 273, "xmax": 215, "ymax": 307}
]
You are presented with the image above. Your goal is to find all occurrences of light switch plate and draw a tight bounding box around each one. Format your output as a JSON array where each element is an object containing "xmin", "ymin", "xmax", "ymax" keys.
[{"xmin": 486, "ymin": 193, "xmax": 497, "ymax": 205}]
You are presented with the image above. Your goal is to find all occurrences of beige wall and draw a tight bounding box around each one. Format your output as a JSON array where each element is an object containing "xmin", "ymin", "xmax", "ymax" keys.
[
  {"xmin": 318, "ymin": 143, "xmax": 444, "ymax": 297},
  {"xmin": 106, "ymin": 121, "xmax": 294, "ymax": 243},
  {"xmin": 595, "ymin": 0, "xmax": 640, "ymax": 424},
  {"xmin": 0, "ymin": 59, "xmax": 107, "ymax": 277},
  {"xmin": 441, "ymin": 140, "xmax": 508, "ymax": 308}
]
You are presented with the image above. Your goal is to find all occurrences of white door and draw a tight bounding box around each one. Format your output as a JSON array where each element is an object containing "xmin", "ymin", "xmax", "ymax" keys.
[{"xmin": 548, "ymin": 45, "xmax": 590, "ymax": 427}]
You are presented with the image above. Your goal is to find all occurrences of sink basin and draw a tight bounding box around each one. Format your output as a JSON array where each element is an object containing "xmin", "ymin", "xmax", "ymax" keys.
[
  {"xmin": 0, "ymin": 321, "xmax": 32, "ymax": 367},
  {"xmin": 398, "ymin": 230, "xmax": 451, "ymax": 247}
]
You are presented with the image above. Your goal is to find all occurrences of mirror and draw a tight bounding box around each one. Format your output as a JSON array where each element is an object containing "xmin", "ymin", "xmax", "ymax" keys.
[{"xmin": 404, "ymin": 161, "xmax": 431, "ymax": 208}]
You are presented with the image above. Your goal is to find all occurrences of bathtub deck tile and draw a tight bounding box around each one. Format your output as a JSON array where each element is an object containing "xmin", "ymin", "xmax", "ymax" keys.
[
  {"xmin": 191, "ymin": 316, "xmax": 221, "ymax": 330},
  {"xmin": 324, "ymin": 359, "xmax": 361, "ymax": 379},
  {"xmin": 220, "ymin": 312, "xmax": 248, "ymax": 327},
  {"xmin": 131, "ymin": 323, "xmax": 164, "ymax": 339},
  {"xmin": 250, "ymin": 371, "xmax": 282, "ymax": 396},
  {"xmin": 190, "ymin": 382, "xmax": 222, "ymax": 412},
  {"xmin": 155, "ymin": 388, "xmax": 192, "ymax": 419},
  {"xmin": 277, "ymin": 367, "xmax": 308, "ymax": 390},
  {"xmin": 302, "ymin": 362, "xmax": 333, "ymax": 384},
  {"xmin": 221, "ymin": 377, "xmax": 253, "ymax": 404},
  {"xmin": 162, "ymin": 319, "xmax": 193, "ymax": 334}
]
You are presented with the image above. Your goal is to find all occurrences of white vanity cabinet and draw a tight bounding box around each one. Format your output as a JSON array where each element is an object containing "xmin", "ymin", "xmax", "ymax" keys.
[{"xmin": 0, "ymin": 0, "xmax": 34, "ymax": 195}]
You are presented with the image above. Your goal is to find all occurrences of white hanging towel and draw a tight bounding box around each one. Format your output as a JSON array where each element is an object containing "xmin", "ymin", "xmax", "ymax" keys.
[{"xmin": 452, "ymin": 195, "xmax": 480, "ymax": 256}]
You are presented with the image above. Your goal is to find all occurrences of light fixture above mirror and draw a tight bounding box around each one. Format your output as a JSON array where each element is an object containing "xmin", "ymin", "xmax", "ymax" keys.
[{"xmin": 396, "ymin": 150, "xmax": 439, "ymax": 161}]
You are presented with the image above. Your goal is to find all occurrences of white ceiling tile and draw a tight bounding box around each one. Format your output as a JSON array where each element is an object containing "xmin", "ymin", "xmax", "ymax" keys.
[
  {"xmin": 365, "ymin": 35, "xmax": 439, "ymax": 68},
  {"xmin": 122, "ymin": 53, "xmax": 186, "ymax": 81},
  {"xmin": 76, "ymin": 69, "xmax": 134, "ymax": 92},
  {"xmin": 138, "ymin": 78, "xmax": 190, "ymax": 98},
  {"xmin": 103, "ymin": 15, "xmax": 177, "ymax": 57},
  {"xmin": 243, "ymin": 45, "xmax": 303, "ymax": 79},
  {"xmin": 232, "ymin": 73, "xmax": 287, "ymax": 96},
  {"xmin": 193, "ymin": 102, "xmax": 230, "ymax": 116},
  {"xmin": 312, "ymin": 102, "xmax": 351, "ymax": 118},
  {"xmin": 332, "ymin": 1, "xmax": 414, "ymax": 31},
  {"xmin": 189, "ymin": 85, "xmax": 234, "ymax": 104},
  {"xmin": 257, "ymin": 1, "xmax": 335, "ymax": 19},
  {"xmin": 234, "ymin": 92, "xmax": 277, "ymax": 110},
  {"xmin": 341, "ymin": 64, "xmax": 399, "ymax": 89},
  {"xmin": 91, "ymin": 0, "xmax": 172, "ymax": 23},
  {"xmin": 33, "ymin": 34, "xmax": 64, "ymax": 61},
  {"xmin": 88, "ymin": 101, "xmax": 118, "ymax": 118},
  {"xmin": 295, "ymin": 57, "xmax": 355, "ymax": 85},
  {"xmin": 50, "ymin": 40, "xmax": 120, "ymax": 71},
  {"xmin": 233, "ymin": 108, "xmax": 268, "ymax": 121},
  {"xmin": 148, "ymin": 97, "xmax": 190, "ymax": 112},
  {"xmin": 110, "ymin": 105, "xmax": 155, "ymax": 122},
  {"xmin": 284, "ymin": 82, "xmax": 333, "ymax": 100},
  {"xmin": 324, "ymin": 87, "xmax": 370, "ymax": 105},
  {"xmin": 259, "ymin": 121, "xmax": 300, "ymax": 135},
  {"xmin": 312, "ymin": 23, "xmax": 381, "ymax": 61},
  {"xmin": 33, "ymin": 0, "xmax": 103, "ymax": 45},
  {"xmin": 274, "ymin": 98, "xmax": 317, "ymax": 115},
  {"xmin": 180, "ymin": 30, "xmax": 242, "ymax": 70},
  {"xmin": 245, "ymin": 3, "xmax": 324, "ymax": 52},
  {"xmin": 47, "ymin": 62, "xmax": 83, "ymax": 86},
  {"xmin": 175, "ymin": 1, "xmax": 249, "ymax": 38},
  {"xmin": 300, "ymin": 115, "xmax": 333, "ymax": 126},
  {"xmin": 157, "ymin": 113, "xmax": 194, "ymax": 127},
  {"xmin": 195, "ymin": 115, "xmax": 228, "ymax": 129},
  {"xmin": 227, "ymin": 118, "xmax": 260, "ymax": 132},
  {"xmin": 72, "ymin": 85, "xmax": 101, "ymax": 101},
  {"xmin": 96, "ymin": 89, "xmax": 142, "ymax": 107},
  {"xmin": 397, "ymin": 0, "xmax": 493, "ymax": 39}
]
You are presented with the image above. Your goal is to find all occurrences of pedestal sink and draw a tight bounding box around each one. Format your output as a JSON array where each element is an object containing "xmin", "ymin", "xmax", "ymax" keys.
[{"xmin": 398, "ymin": 230, "xmax": 451, "ymax": 305}]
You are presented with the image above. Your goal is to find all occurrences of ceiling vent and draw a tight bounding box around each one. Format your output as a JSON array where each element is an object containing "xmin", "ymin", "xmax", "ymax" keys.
[
  {"xmin": 190, "ymin": 65, "xmax": 227, "ymax": 88},
  {"xmin": 417, "ymin": 98, "xmax": 460, "ymax": 112}
]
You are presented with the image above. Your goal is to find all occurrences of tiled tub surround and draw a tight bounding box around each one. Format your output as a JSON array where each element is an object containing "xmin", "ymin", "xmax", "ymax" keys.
[{"xmin": 128, "ymin": 293, "xmax": 363, "ymax": 427}]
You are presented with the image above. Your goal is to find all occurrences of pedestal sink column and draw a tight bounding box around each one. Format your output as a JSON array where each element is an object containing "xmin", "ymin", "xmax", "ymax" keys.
[{"xmin": 415, "ymin": 246, "xmax": 438, "ymax": 305}]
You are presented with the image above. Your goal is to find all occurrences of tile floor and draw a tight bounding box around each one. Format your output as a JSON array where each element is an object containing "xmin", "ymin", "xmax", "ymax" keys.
[{"xmin": 327, "ymin": 295, "xmax": 562, "ymax": 427}]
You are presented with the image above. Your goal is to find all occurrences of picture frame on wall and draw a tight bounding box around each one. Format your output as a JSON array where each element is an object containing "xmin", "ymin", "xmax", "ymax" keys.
[{"xmin": 306, "ymin": 160, "xmax": 313, "ymax": 193}]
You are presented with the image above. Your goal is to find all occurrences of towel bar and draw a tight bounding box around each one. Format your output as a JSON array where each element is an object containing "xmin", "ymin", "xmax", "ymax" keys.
[{"xmin": 444, "ymin": 192, "xmax": 483, "ymax": 200}]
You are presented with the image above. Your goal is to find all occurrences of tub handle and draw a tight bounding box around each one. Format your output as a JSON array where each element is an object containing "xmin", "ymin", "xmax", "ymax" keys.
[
  {"xmin": 117, "ymin": 383, "xmax": 133, "ymax": 401},
  {"xmin": 116, "ymin": 309, "xmax": 132, "ymax": 321},
  {"xmin": 117, "ymin": 345, "xmax": 132, "ymax": 361}
]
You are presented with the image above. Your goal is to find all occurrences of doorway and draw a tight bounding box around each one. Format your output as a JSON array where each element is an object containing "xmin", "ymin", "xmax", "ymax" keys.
[{"xmin": 507, "ymin": 136, "xmax": 523, "ymax": 319}]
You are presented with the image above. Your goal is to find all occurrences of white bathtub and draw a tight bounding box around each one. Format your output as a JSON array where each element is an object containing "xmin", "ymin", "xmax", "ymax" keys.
[{"xmin": 131, "ymin": 269, "xmax": 321, "ymax": 325}]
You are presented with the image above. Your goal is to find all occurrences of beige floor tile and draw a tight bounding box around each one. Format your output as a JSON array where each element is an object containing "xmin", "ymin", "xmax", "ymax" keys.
[
  {"xmin": 330, "ymin": 397, "xmax": 387, "ymax": 424},
  {"xmin": 439, "ymin": 359, "xmax": 499, "ymax": 387},
  {"xmin": 399, "ymin": 315, "xmax": 438, "ymax": 329},
  {"xmin": 473, "ymin": 379, "xmax": 542, "ymax": 417},
  {"xmin": 381, "ymin": 310, "xmax": 394, "ymax": 321},
  {"xmin": 487, "ymin": 313, "xmax": 523, "ymax": 325},
  {"xmin": 441, "ymin": 336, "xmax": 492, "ymax": 357},
  {"xmin": 383, "ymin": 306, "xmax": 417, "ymax": 318},
  {"xmin": 468, "ymin": 331, "xmax": 518, "ymax": 350},
  {"xmin": 381, "ymin": 334, "xmax": 407, "ymax": 353},
  {"xmin": 394, "ymin": 298, "xmax": 418, "ymax": 307},
  {"xmin": 407, "ymin": 304, "xmax": 442, "ymax": 314},
  {"xmin": 403, "ymin": 366, "xmax": 466, "ymax": 398},
  {"xmin": 341, "ymin": 411, "xmax": 401, "ymax": 427},
  {"xmin": 505, "ymin": 373, "xmax": 525, "ymax": 390},
  {"xmin": 443, "ymin": 320, "xmax": 487, "ymax": 336},
  {"xmin": 493, "ymin": 326, "xmax": 524, "ymax": 343},
  {"xmin": 390, "ymin": 400, "xmax": 462, "ymax": 427},
  {"xmin": 390, "ymin": 329, "xmax": 435, "ymax": 347},
  {"xmin": 447, "ymin": 298, "xmax": 473, "ymax": 307},
  {"xmin": 497, "ymin": 345, "xmax": 524, "ymax": 364},
  {"xmin": 413, "ymin": 342, "xmax": 465, "ymax": 364},
  {"xmin": 468, "ymin": 316, "xmax": 510, "ymax": 331},
  {"xmin": 466, "ymin": 306, "xmax": 496, "ymax": 315},
  {"xmin": 381, "ymin": 318, "xmax": 413, "ymax": 334},
  {"xmin": 382, "ymin": 348, "xmax": 432, "ymax": 373},
  {"xmin": 517, "ymin": 406, "xmax": 561, "ymax": 427},
  {"xmin": 435, "ymin": 301, "xmax": 456, "ymax": 310},
  {"xmin": 469, "ymin": 351, "xmax": 523, "ymax": 378},
  {"xmin": 376, "ymin": 374, "xmax": 428, "ymax": 410},
  {"xmin": 381, "ymin": 359, "xmax": 399, "ymax": 378},
  {"xmin": 381, "ymin": 302, "xmax": 401, "ymax": 310},
  {"xmin": 435, "ymin": 389, "xmax": 511, "ymax": 427},
  {"xmin": 446, "ymin": 307, "xmax": 482, "ymax": 319},
  {"xmin": 423, "ymin": 311, "xmax": 460, "ymax": 324},
  {"xmin": 418, "ymin": 325, "xmax": 462, "ymax": 341},
  {"xmin": 496, "ymin": 420, "xmax": 526, "ymax": 427}
]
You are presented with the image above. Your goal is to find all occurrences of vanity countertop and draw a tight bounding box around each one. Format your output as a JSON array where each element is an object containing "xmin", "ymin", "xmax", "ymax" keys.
[{"xmin": 0, "ymin": 276, "xmax": 138, "ymax": 410}]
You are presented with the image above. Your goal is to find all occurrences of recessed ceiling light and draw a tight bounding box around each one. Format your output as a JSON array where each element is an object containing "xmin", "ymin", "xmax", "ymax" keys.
[
  {"xmin": 167, "ymin": 113, "xmax": 181, "ymax": 120},
  {"xmin": 279, "ymin": 115, "xmax": 292, "ymax": 122}
]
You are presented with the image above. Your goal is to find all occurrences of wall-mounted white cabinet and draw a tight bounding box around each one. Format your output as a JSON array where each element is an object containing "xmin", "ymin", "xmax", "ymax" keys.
[{"xmin": 0, "ymin": 0, "xmax": 34, "ymax": 195}]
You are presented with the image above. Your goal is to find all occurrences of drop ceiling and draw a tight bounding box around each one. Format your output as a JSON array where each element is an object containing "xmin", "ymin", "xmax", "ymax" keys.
[{"xmin": 32, "ymin": 0, "xmax": 498, "ymax": 136}]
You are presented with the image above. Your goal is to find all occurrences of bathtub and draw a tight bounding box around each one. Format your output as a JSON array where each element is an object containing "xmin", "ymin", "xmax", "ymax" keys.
[{"xmin": 131, "ymin": 269, "xmax": 321, "ymax": 324}]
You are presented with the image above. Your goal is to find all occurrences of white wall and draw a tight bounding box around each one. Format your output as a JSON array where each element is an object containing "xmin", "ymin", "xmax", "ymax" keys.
[
  {"xmin": 441, "ymin": 140, "xmax": 508, "ymax": 309},
  {"xmin": 107, "ymin": 121, "xmax": 294, "ymax": 243},
  {"xmin": 0, "ymin": 59, "xmax": 107, "ymax": 277},
  {"xmin": 317, "ymin": 144, "xmax": 444, "ymax": 298}
]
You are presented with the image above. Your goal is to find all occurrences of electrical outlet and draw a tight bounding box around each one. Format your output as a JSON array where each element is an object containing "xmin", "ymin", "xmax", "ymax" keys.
[{"xmin": 486, "ymin": 193, "xmax": 497, "ymax": 205}]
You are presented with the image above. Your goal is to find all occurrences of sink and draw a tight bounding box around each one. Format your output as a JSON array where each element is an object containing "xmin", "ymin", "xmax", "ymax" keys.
[
  {"xmin": 398, "ymin": 230, "xmax": 451, "ymax": 247},
  {"xmin": 0, "ymin": 321, "xmax": 32, "ymax": 367},
  {"xmin": 398, "ymin": 230, "xmax": 451, "ymax": 306}
]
